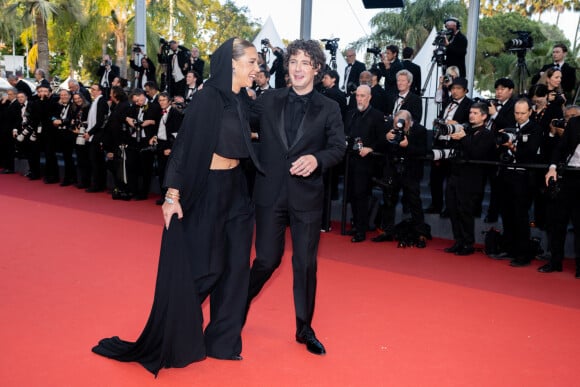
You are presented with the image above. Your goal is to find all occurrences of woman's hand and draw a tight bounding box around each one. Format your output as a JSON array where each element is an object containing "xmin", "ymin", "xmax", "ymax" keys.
[{"xmin": 162, "ymin": 200, "xmax": 183, "ymax": 229}]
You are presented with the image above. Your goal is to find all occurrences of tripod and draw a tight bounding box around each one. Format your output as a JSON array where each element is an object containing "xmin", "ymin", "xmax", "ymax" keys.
[
  {"xmin": 511, "ymin": 50, "xmax": 530, "ymax": 96},
  {"xmin": 328, "ymin": 51, "xmax": 337, "ymax": 71},
  {"xmin": 421, "ymin": 54, "xmax": 445, "ymax": 128}
]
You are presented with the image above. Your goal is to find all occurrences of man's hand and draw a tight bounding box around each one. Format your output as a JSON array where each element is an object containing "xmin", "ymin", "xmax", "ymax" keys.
[{"xmin": 290, "ymin": 155, "xmax": 318, "ymax": 177}]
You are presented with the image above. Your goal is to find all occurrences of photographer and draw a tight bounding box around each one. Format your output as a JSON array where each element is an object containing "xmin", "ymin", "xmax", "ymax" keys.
[
  {"xmin": 160, "ymin": 40, "xmax": 190, "ymax": 98},
  {"xmin": 11, "ymin": 91, "xmax": 37, "ymax": 178},
  {"xmin": 97, "ymin": 54, "xmax": 120, "ymax": 97},
  {"xmin": 344, "ymin": 85, "xmax": 385, "ymax": 242},
  {"xmin": 84, "ymin": 84, "xmax": 109, "ymax": 193},
  {"xmin": 389, "ymin": 69, "xmax": 422, "ymax": 123},
  {"xmin": 444, "ymin": 102, "xmax": 496, "ymax": 255},
  {"xmin": 442, "ymin": 17, "xmax": 467, "ymax": 79},
  {"xmin": 266, "ymin": 42, "xmax": 287, "ymax": 89},
  {"xmin": 320, "ymin": 69, "xmax": 347, "ymax": 119},
  {"xmin": 102, "ymin": 86, "xmax": 132, "ymax": 200},
  {"xmin": 183, "ymin": 71, "xmax": 200, "ymax": 104},
  {"xmin": 130, "ymin": 48, "xmax": 156, "ymax": 90},
  {"xmin": 541, "ymin": 116, "xmax": 580, "ymax": 277},
  {"xmin": 50, "ymin": 89, "xmax": 76, "ymax": 186},
  {"xmin": 124, "ymin": 89, "xmax": 161, "ymax": 200},
  {"xmin": 372, "ymin": 109, "xmax": 428, "ymax": 246},
  {"xmin": 343, "ymin": 48, "xmax": 366, "ymax": 95},
  {"xmin": 378, "ymin": 45, "xmax": 403, "ymax": 98},
  {"xmin": 401, "ymin": 47, "xmax": 422, "ymax": 96},
  {"xmin": 435, "ymin": 66, "xmax": 460, "ymax": 107},
  {"xmin": 184, "ymin": 46, "xmax": 205, "ymax": 87},
  {"xmin": 426, "ymin": 77, "xmax": 472, "ymax": 216},
  {"xmin": 497, "ymin": 98, "xmax": 542, "ymax": 267}
]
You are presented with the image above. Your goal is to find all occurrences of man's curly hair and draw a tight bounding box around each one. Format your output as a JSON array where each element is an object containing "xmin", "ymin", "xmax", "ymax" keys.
[{"xmin": 284, "ymin": 39, "xmax": 327, "ymax": 83}]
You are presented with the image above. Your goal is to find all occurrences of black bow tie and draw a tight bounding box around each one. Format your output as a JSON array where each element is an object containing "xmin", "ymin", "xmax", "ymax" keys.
[
  {"xmin": 450, "ymin": 100, "xmax": 459, "ymax": 105},
  {"xmin": 398, "ymin": 95, "xmax": 406, "ymax": 100},
  {"xmin": 288, "ymin": 90, "xmax": 310, "ymax": 105}
]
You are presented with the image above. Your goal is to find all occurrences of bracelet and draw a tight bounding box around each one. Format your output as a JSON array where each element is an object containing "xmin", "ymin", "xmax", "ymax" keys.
[{"xmin": 166, "ymin": 191, "xmax": 180, "ymax": 198}]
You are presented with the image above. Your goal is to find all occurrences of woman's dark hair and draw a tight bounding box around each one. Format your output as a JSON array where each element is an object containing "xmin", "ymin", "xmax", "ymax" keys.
[
  {"xmin": 528, "ymin": 83, "xmax": 548, "ymax": 98},
  {"xmin": 284, "ymin": 39, "xmax": 326, "ymax": 83},
  {"xmin": 111, "ymin": 86, "xmax": 127, "ymax": 102}
]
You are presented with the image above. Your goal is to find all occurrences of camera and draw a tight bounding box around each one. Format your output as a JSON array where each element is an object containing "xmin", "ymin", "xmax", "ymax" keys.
[
  {"xmin": 260, "ymin": 38, "xmax": 270, "ymax": 46},
  {"xmin": 345, "ymin": 136, "xmax": 363, "ymax": 153},
  {"xmin": 16, "ymin": 125, "xmax": 33, "ymax": 142},
  {"xmin": 140, "ymin": 140, "xmax": 158, "ymax": 153},
  {"xmin": 433, "ymin": 28, "xmax": 453, "ymax": 46},
  {"xmin": 551, "ymin": 118, "xmax": 566, "ymax": 129},
  {"xmin": 473, "ymin": 97, "xmax": 499, "ymax": 107},
  {"xmin": 443, "ymin": 74, "xmax": 452, "ymax": 84},
  {"xmin": 431, "ymin": 148, "xmax": 454, "ymax": 161},
  {"xmin": 505, "ymin": 30, "xmax": 533, "ymax": 51},
  {"xmin": 132, "ymin": 43, "xmax": 144, "ymax": 53},
  {"xmin": 58, "ymin": 118, "xmax": 71, "ymax": 130},
  {"xmin": 433, "ymin": 118, "xmax": 465, "ymax": 136},
  {"xmin": 321, "ymin": 38, "xmax": 339, "ymax": 55},
  {"xmin": 366, "ymin": 46, "xmax": 381, "ymax": 56},
  {"xmin": 495, "ymin": 128, "xmax": 518, "ymax": 146},
  {"xmin": 76, "ymin": 123, "xmax": 87, "ymax": 146},
  {"xmin": 388, "ymin": 118, "xmax": 407, "ymax": 145}
]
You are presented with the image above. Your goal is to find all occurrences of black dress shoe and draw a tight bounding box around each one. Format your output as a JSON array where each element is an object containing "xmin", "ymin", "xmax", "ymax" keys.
[
  {"xmin": 444, "ymin": 243, "xmax": 461, "ymax": 253},
  {"xmin": 27, "ymin": 174, "xmax": 40, "ymax": 181},
  {"xmin": 424, "ymin": 206, "xmax": 442, "ymax": 214},
  {"xmin": 1, "ymin": 169, "xmax": 14, "ymax": 174},
  {"xmin": 455, "ymin": 246, "xmax": 475, "ymax": 256},
  {"xmin": 76, "ymin": 183, "xmax": 88, "ymax": 189},
  {"xmin": 351, "ymin": 234, "xmax": 366, "ymax": 243},
  {"xmin": 415, "ymin": 237, "xmax": 427, "ymax": 249},
  {"xmin": 59, "ymin": 179, "xmax": 73, "ymax": 187},
  {"xmin": 538, "ymin": 262, "xmax": 563, "ymax": 273},
  {"xmin": 510, "ymin": 258, "xmax": 531, "ymax": 267},
  {"xmin": 43, "ymin": 177, "xmax": 59, "ymax": 184},
  {"xmin": 296, "ymin": 334, "xmax": 326, "ymax": 355},
  {"xmin": 345, "ymin": 228, "xmax": 358, "ymax": 236},
  {"xmin": 371, "ymin": 232, "xmax": 393, "ymax": 242}
]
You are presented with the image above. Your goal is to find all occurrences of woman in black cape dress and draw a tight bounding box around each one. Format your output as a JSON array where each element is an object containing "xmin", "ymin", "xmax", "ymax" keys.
[{"xmin": 92, "ymin": 37, "xmax": 262, "ymax": 376}]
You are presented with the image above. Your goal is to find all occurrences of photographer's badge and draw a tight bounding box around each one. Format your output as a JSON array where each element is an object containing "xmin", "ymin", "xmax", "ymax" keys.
[{"xmin": 522, "ymin": 134, "xmax": 528, "ymax": 143}]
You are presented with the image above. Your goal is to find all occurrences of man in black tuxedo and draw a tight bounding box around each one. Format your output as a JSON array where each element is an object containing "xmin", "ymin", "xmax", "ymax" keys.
[
  {"xmin": 444, "ymin": 102, "xmax": 496, "ymax": 255},
  {"xmin": 369, "ymin": 69, "xmax": 389, "ymax": 115},
  {"xmin": 97, "ymin": 54, "xmax": 120, "ymax": 97},
  {"xmin": 152, "ymin": 92, "xmax": 183, "ymax": 205},
  {"xmin": 50, "ymin": 89, "xmax": 77, "ymax": 186},
  {"xmin": 497, "ymin": 99, "xmax": 542, "ymax": 267},
  {"xmin": 532, "ymin": 43, "xmax": 576, "ymax": 101},
  {"xmin": 182, "ymin": 71, "xmax": 200, "ymax": 105},
  {"xmin": 378, "ymin": 45, "xmax": 404, "ymax": 100},
  {"xmin": 253, "ymin": 67, "xmax": 273, "ymax": 98},
  {"xmin": 247, "ymin": 39, "xmax": 346, "ymax": 356},
  {"xmin": 388, "ymin": 69, "xmax": 422, "ymax": 123},
  {"xmin": 7, "ymin": 75, "xmax": 33, "ymax": 99},
  {"xmin": 84, "ymin": 84, "xmax": 110, "ymax": 192},
  {"xmin": 164, "ymin": 40, "xmax": 190, "ymax": 98},
  {"xmin": 426, "ymin": 77, "xmax": 472, "ymax": 216},
  {"xmin": 442, "ymin": 17, "xmax": 467, "ymax": 79},
  {"xmin": 344, "ymin": 85, "xmax": 386, "ymax": 242},
  {"xmin": 342, "ymin": 48, "xmax": 366, "ymax": 96},
  {"xmin": 483, "ymin": 77, "xmax": 517, "ymax": 223},
  {"xmin": 372, "ymin": 109, "xmax": 429, "ymax": 245},
  {"xmin": 541, "ymin": 116, "xmax": 580, "ymax": 277},
  {"xmin": 184, "ymin": 46, "xmax": 205, "ymax": 87},
  {"xmin": 0, "ymin": 88, "xmax": 18, "ymax": 173},
  {"xmin": 402, "ymin": 47, "xmax": 422, "ymax": 96}
]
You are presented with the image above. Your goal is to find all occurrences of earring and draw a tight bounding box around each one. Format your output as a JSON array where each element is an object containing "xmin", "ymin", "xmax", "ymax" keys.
[{"xmin": 232, "ymin": 67, "xmax": 236, "ymax": 74}]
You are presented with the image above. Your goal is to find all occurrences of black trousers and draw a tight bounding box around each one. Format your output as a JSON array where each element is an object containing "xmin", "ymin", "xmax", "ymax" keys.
[
  {"xmin": 88, "ymin": 140, "xmax": 106, "ymax": 190},
  {"xmin": 56, "ymin": 131, "xmax": 76, "ymax": 182},
  {"xmin": 347, "ymin": 156, "xmax": 374, "ymax": 235},
  {"xmin": 499, "ymin": 170, "xmax": 533, "ymax": 259},
  {"xmin": 169, "ymin": 79, "xmax": 186, "ymax": 98},
  {"xmin": 428, "ymin": 159, "xmax": 450, "ymax": 210},
  {"xmin": 75, "ymin": 144, "xmax": 91, "ymax": 187},
  {"xmin": 43, "ymin": 131, "xmax": 60, "ymax": 180},
  {"xmin": 446, "ymin": 174, "xmax": 477, "ymax": 247},
  {"xmin": 379, "ymin": 169, "xmax": 426, "ymax": 236},
  {"xmin": 126, "ymin": 147, "xmax": 154, "ymax": 198},
  {"xmin": 547, "ymin": 172, "xmax": 580, "ymax": 267},
  {"xmin": 249, "ymin": 188, "xmax": 322, "ymax": 338},
  {"xmin": 0, "ymin": 128, "xmax": 15, "ymax": 170}
]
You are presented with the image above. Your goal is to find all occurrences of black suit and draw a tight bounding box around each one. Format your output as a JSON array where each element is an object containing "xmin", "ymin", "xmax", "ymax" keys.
[
  {"xmin": 445, "ymin": 31, "xmax": 467, "ymax": 77},
  {"xmin": 344, "ymin": 105, "xmax": 385, "ymax": 236},
  {"xmin": 402, "ymin": 59, "xmax": 422, "ymax": 96},
  {"xmin": 248, "ymin": 88, "xmax": 346, "ymax": 338},
  {"xmin": 370, "ymin": 84, "xmax": 389, "ymax": 115},
  {"xmin": 321, "ymin": 85, "xmax": 347, "ymax": 119},
  {"xmin": 378, "ymin": 59, "xmax": 404, "ymax": 97},
  {"xmin": 130, "ymin": 59, "xmax": 157, "ymax": 89},
  {"xmin": 498, "ymin": 120, "xmax": 542, "ymax": 262},
  {"xmin": 388, "ymin": 92, "xmax": 422, "ymax": 123},
  {"xmin": 0, "ymin": 99, "xmax": 19, "ymax": 171},
  {"xmin": 343, "ymin": 60, "xmax": 366, "ymax": 94},
  {"xmin": 97, "ymin": 64, "xmax": 120, "ymax": 91},
  {"xmin": 185, "ymin": 57, "xmax": 205, "ymax": 87},
  {"xmin": 546, "ymin": 117, "xmax": 580, "ymax": 269},
  {"xmin": 155, "ymin": 106, "xmax": 183, "ymax": 196},
  {"xmin": 86, "ymin": 95, "xmax": 110, "ymax": 190},
  {"xmin": 166, "ymin": 48, "xmax": 190, "ymax": 97},
  {"xmin": 428, "ymin": 96, "xmax": 472, "ymax": 211}
]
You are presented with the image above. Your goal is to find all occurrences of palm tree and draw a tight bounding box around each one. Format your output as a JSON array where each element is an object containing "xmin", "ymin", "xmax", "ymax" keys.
[{"xmin": 3, "ymin": 0, "xmax": 83, "ymax": 73}]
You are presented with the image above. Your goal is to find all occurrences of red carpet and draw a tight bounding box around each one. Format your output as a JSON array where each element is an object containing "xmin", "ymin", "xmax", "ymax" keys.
[{"xmin": 1, "ymin": 173, "xmax": 580, "ymax": 386}]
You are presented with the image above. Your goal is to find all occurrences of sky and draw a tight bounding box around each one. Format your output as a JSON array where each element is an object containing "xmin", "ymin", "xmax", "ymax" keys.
[{"xmin": 230, "ymin": 0, "xmax": 579, "ymax": 52}]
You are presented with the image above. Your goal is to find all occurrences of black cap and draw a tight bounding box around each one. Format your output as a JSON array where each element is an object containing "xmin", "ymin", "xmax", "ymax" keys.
[
  {"xmin": 494, "ymin": 77, "xmax": 515, "ymax": 89},
  {"xmin": 450, "ymin": 77, "xmax": 468, "ymax": 90}
]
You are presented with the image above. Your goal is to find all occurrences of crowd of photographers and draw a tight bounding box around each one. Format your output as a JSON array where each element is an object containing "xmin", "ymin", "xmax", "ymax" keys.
[{"xmin": 1, "ymin": 33, "xmax": 579, "ymax": 277}]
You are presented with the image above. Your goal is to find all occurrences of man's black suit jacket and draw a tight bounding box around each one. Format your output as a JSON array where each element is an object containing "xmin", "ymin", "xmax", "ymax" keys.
[
  {"xmin": 387, "ymin": 92, "xmax": 423, "ymax": 123},
  {"xmin": 344, "ymin": 105, "xmax": 385, "ymax": 152},
  {"xmin": 87, "ymin": 96, "xmax": 110, "ymax": 143},
  {"xmin": 345, "ymin": 60, "xmax": 366, "ymax": 93},
  {"xmin": 379, "ymin": 59, "xmax": 405, "ymax": 96},
  {"xmin": 402, "ymin": 59, "xmax": 422, "ymax": 96},
  {"xmin": 321, "ymin": 85, "xmax": 347, "ymax": 119},
  {"xmin": 440, "ymin": 97, "xmax": 472, "ymax": 125},
  {"xmin": 445, "ymin": 31, "xmax": 467, "ymax": 78},
  {"xmin": 97, "ymin": 65, "xmax": 120, "ymax": 86},
  {"xmin": 551, "ymin": 116, "xmax": 580, "ymax": 166},
  {"xmin": 250, "ymin": 88, "xmax": 346, "ymax": 211},
  {"xmin": 158, "ymin": 107, "xmax": 183, "ymax": 150},
  {"xmin": 491, "ymin": 98, "xmax": 516, "ymax": 131}
]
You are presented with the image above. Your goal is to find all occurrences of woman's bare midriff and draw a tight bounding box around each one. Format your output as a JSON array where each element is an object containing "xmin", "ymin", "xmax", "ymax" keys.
[{"xmin": 210, "ymin": 153, "xmax": 240, "ymax": 170}]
